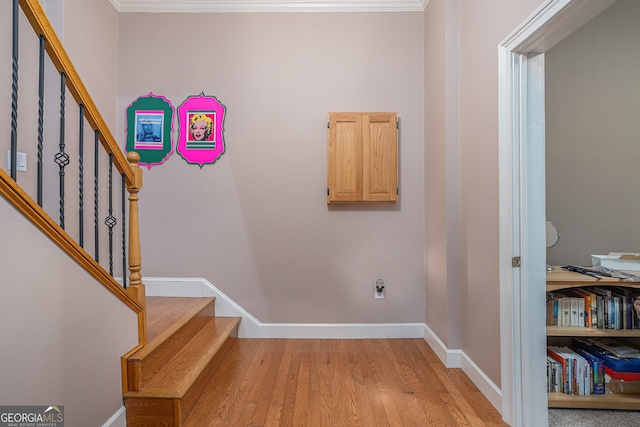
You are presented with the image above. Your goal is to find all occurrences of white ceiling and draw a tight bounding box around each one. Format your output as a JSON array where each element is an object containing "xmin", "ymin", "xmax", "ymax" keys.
[{"xmin": 109, "ymin": 0, "xmax": 428, "ymax": 13}]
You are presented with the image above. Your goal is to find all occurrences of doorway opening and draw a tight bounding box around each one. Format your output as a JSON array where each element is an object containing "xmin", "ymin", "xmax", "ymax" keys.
[{"xmin": 498, "ymin": 0, "xmax": 618, "ymax": 425}]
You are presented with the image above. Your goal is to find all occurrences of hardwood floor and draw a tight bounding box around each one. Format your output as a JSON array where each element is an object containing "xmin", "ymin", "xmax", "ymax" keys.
[{"xmin": 183, "ymin": 338, "xmax": 507, "ymax": 426}]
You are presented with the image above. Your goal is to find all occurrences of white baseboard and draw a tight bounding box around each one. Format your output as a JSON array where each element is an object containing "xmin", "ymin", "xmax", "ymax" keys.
[
  {"xmin": 461, "ymin": 352, "xmax": 503, "ymax": 414},
  {"xmin": 422, "ymin": 324, "xmax": 502, "ymax": 414},
  {"xmin": 142, "ymin": 277, "xmax": 500, "ymax": 413},
  {"xmin": 102, "ymin": 406, "xmax": 126, "ymax": 427},
  {"xmin": 422, "ymin": 323, "xmax": 462, "ymax": 368},
  {"xmin": 143, "ymin": 277, "xmax": 262, "ymax": 338},
  {"xmin": 143, "ymin": 277, "xmax": 423, "ymax": 339},
  {"xmin": 260, "ymin": 322, "xmax": 425, "ymax": 339}
]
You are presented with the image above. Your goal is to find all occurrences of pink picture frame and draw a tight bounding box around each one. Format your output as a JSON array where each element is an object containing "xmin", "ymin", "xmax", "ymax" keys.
[{"xmin": 177, "ymin": 93, "xmax": 226, "ymax": 167}]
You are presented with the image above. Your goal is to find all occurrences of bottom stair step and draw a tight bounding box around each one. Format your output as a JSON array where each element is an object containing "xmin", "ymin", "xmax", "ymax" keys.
[{"xmin": 125, "ymin": 316, "xmax": 241, "ymax": 427}]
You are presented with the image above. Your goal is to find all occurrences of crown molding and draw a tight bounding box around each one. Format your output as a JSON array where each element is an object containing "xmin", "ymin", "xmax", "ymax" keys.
[{"xmin": 109, "ymin": 0, "xmax": 428, "ymax": 13}]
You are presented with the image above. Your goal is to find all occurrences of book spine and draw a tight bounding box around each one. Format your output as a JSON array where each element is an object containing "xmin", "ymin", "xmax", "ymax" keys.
[
  {"xmin": 583, "ymin": 294, "xmax": 591, "ymax": 328},
  {"xmin": 612, "ymin": 288, "xmax": 631, "ymax": 329},
  {"xmin": 593, "ymin": 359, "xmax": 605, "ymax": 394},
  {"xmin": 579, "ymin": 297, "xmax": 586, "ymax": 327},
  {"xmin": 547, "ymin": 296, "xmax": 553, "ymax": 326},
  {"xmin": 573, "ymin": 347, "xmax": 604, "ymax": 395},
  {"xmin": 606, "ymin": 290, "xmax": 612, "ymax": 329},
  {"xmin": 610, "ymin": 296, "xmax": 616, "ymax": 329},
  {"xmin": 591, "ymin": 295, "xmax": 597, "ymax": 328},
  {"xmin": 570, "ymin": 298, "xmax": 580, "ymax": 327},
  {"xmin": 563, "ymin": 298, "xmax": 571, "ymax": 327},
  {"xmin": 599, "ymin": 295, "xmax": 605, "ymax": 329},
  {"xmin": 547, "ymin": 347, "xmax": 568, "ymax": 393}
]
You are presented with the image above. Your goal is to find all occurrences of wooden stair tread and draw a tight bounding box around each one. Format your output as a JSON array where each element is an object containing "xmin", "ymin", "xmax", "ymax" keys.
[
  {"xmin": 126, "ymin": 316, "xmax": 241, "ymax": 397},
  {"xmin": 130, "ymin": 297, "xmax": 214, "ymax": 367},
  {"xmin": 125, "ymin": 296, "xmax": 242, "ymax": 426},
  {"xmin": 146, "ymin": 297, "xmax": 216, "ymax": 343}
]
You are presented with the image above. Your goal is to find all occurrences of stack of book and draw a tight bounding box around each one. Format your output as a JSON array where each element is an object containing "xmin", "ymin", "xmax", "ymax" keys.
[
  {"xmin": 574, "ymin": 338, "xmax": 640, "ymax": 394},
  {"xmin": 546, "ymin": 287, "xmax": 640, "ymax": 329},
  {"xmin": 547, "ymin": 345, "xmax": 604, "ymax": 395},
  {"xmin": 547, "ymin": 339, "xmax": 640, "ymax": 395}
]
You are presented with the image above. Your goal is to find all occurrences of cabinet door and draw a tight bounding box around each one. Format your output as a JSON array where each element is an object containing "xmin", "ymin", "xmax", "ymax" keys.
[
  {"xmin": 363, "ymin": 113, "xmax": 398, "ymax": 202},
  {"xmin": 327, "ymin": 113, "xmax": 363, "ymax": 202}
]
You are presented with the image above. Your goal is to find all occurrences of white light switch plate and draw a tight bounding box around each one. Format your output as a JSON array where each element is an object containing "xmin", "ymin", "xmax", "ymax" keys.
[{"xmin": 7, "ymin": 151, "xmax": 27, "ymax": 171}]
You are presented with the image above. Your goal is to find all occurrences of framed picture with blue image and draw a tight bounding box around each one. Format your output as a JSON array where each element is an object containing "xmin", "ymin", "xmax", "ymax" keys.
[{"xmin": 125, "ymin": 93, "xmax": 175, "ymax": 170}]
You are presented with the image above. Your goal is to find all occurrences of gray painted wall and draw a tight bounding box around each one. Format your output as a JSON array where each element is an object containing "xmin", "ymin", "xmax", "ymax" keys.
[
  {"xmin": 546, "ymin": 0, "xmax": 640, "ymax": 267},
  {"xmin": 0, "ymin": 199, "xmax": 137, "ymax": 427},
  {"xmin": 116, "ymin": 12, "xmax": 426, "ymax": 324}
]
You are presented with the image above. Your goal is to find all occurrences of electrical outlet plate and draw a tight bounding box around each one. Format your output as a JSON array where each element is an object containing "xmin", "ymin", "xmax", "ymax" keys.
[{"xmin": 375, "ymin": 279, "xmax": 385, "ymax": 299}]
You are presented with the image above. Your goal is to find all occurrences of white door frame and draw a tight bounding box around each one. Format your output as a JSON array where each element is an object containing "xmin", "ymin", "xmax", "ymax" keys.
[{"xmin": 498, "ymin": 0, "xmax": 617, "ymax": 425}]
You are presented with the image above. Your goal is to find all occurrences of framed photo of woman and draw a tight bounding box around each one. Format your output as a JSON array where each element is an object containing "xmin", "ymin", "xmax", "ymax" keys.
[{"xmin": 177, "ymin": 93, "xmax": 226, "ymax": 167}]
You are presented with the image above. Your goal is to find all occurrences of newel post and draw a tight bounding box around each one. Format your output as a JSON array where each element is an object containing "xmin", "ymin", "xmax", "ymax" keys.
[{"xmin": 126, "ymin": 151, "xmax": 147, "ymax": 344}]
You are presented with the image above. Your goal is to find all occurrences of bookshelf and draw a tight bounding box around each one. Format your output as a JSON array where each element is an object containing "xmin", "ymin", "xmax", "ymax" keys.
[{"xmin": 546, "ymin": 267, "xmax": 640, "ymax": 410}]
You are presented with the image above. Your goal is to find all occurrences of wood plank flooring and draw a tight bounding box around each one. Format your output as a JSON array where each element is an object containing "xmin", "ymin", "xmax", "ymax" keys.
[{"xmin": 183, "ymin": 338, "xmax": 508, "ymax": 427}]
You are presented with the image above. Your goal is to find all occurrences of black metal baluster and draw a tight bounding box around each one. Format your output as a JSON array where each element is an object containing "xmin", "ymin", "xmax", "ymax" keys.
[
  {"xmin": 105, "ymin": 153, "xmax": 117, "ymax": 276},
  {"xmin": 10, "ymin": 0, "xmax": 19, "ymax": 181},
  {"xmin": 78, "ymin": 105, "xmax": 84, "ymax": 248},
  {"xmin": 37, "ymin": 35, "xmax": 45, "ymax": 206},
  {"xmin": 94, "ymin": 131, "xmax": 100, "ymax": 263},
  {"xmin": 122, "ymin": 174, "xmax": 127, "ymax": 289},
  {"xmin": 55, "ymin": 73, "xmax": 70, "ymax": 229}
]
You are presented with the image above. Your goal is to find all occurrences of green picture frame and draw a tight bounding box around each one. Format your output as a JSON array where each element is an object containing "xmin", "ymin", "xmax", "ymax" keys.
[{"xmin": 125, "ymin": 93, "xmax": 175, "ymax": 169}]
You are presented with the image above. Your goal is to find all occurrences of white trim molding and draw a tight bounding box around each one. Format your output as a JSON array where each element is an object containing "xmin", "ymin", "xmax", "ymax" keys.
[
  {"xmin": 422, "ymin": 324, "xmax": 460, "ymax": 368},
  {"xmin": 144, "ymin": 277, "xmax": 262, "ymax": 338},
  {"xmin": 261, "ymin": 322, "xmax": 425, "ymax": 339},
  {"xmin": 101, "ymin": 406, "xmax": 126, "ymax": 427},
  {"xmin": 423, "ymin": 324, "xmax": 501, "ymax": 414},
  {"xmin": 109, "ymin": 0, "xmax": 427, "ymax": 13},
  {"xmin": 461, "ymin": 352, "xmax": 502, "ymax": 414},
  {"xmin": 143, "ymin": 277, "xmax": 422, "ymax": 339}
]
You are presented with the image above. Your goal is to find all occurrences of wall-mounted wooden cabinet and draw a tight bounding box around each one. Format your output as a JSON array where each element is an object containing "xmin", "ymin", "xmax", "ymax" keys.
[{"xmin": 327, "ymin": 112, "xmax": 398, "ymax": 203}]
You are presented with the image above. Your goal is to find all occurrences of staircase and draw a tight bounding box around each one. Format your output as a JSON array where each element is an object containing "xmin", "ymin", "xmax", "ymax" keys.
[{"xmin": 124, "ymin": 297, "xmax": 241, "ymax": 426}]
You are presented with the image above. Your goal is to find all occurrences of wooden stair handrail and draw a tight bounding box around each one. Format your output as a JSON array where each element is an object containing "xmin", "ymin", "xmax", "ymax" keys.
[{"xmin": 19, "ymin": 0, "xmax": 133, "ymax": 184}]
